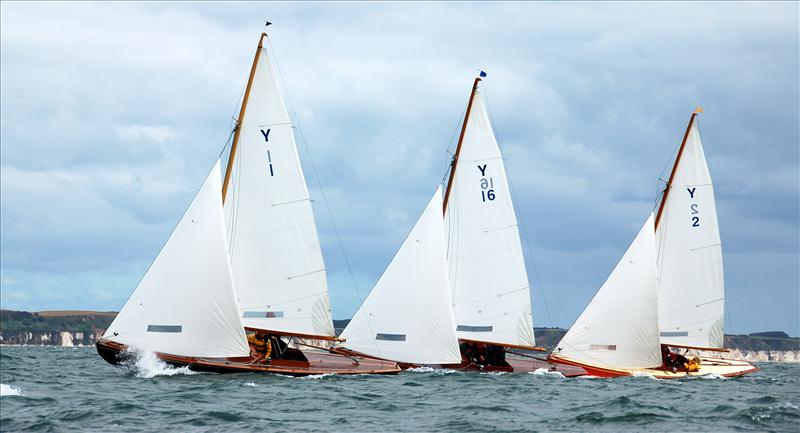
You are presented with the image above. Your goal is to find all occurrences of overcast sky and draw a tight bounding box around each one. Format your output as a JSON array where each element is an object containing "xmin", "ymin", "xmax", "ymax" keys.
[{"xmin": 1, "ymin": 2, "xmax": 797, "ymax": 336}]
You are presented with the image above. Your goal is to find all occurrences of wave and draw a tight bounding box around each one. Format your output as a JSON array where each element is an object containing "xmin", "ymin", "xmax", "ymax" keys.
[
  {"xmin": 121, "ymin": 348, "xmax": 197, "ymax": 378},
  {"xmin": 0, "ymin": 384, "xmax": 22, "ymax": 397}
]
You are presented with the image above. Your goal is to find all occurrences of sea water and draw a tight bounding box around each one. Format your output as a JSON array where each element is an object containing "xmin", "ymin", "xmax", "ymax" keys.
[{"xmin": 0, "ymin": 346, "xmax": 798, "ymax": 432}]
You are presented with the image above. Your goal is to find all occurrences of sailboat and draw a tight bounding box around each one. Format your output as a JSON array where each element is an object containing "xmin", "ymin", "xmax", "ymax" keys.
[
  {"xmin": 335, "ymin": 187, "xmax": 463, "ymax": 367},
  {"xmin": 438, "ymin": 76, "xmax": 586, "ymax": 376},
  {"xmin": 96, "ymin": 32, "xmax": 400, "ymax": 376},
  {"xmin": 548, "ymin": 110, "xmax": 759, "ymax": 378}
]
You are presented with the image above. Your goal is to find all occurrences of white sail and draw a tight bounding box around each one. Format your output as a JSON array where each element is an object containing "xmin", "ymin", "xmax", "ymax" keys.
[
  {"xmin": 656, "ymin": 121, "xmax": 725, "ymax": 348},
  {"xmin": 444, "ymin": 90, "xmax": 535, "ymax": 347},
  {"xmin": 341, "ymin": 187, "xmax": 461, "ymax": 365},
  {"xmin": 223, "ymin": 45, "xmax": 334, "ymax": 337},
  {"xmin": 104, "ymin": 161, "xmax": 251, "ymax": 358},
  {"xmin": 554, "ymin": 214, "xmax": 662, "ymax": 369}
]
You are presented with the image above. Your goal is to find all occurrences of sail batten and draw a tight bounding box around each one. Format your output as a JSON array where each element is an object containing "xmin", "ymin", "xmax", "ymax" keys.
[
  {"xmin": 341, "ymin": 187, "xmax": 462, "ymax": 365},
  {"xmin": 223, "ymin": 45, "xmax": 334, "ymax": 338},
  {"xmin": 444, "ymin": 89, "xmax": 535, "ymax": 347}
]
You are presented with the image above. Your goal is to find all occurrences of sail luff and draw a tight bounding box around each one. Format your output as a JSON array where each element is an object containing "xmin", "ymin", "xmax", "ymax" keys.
[
  {"xmin": 654, "ymin": 110, "xmax": 700, "ymax": 230},
  {"xmin": 443, "ymin": 77, "xmax": 482, "ymax": 214},
  {"xmin": 222, "ymin": 32, "xmax": 268, "ymax": 203}
]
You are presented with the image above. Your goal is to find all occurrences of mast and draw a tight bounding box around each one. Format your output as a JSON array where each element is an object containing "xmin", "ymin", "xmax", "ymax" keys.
[
  {"xmin": 654, "ymin": 107, "xmax": 702, "ymax": 230},
  {"xmin": 222, "ymin": 32, "xmax": 268, "ymax": 204},
  {"xmin": 442, "ymin": 76, "xmax": 481, "ymax": 214}
]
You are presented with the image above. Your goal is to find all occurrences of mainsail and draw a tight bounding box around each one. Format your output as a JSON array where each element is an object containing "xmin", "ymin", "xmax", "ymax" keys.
[
  {"xmin": 104, "ymin": 161, "xmax": 251, "ymax": 358},
  {"xmin": 223, "ymin": 39, "xmax": 334, "ymax": 338},
  {"xmin": 341, "ymin": 187, "xmax": 461, "ymax": 365},
  {"xmin": 555, "ymin": 214, "xmax": 662, "ymax": 369},
  {"xmin": 656, "ymin": 118, "xmax": 725, "ymax": 348},
  {"xmin": 444, "ymin": 88, "xmax": 535, "ymax": 347}
]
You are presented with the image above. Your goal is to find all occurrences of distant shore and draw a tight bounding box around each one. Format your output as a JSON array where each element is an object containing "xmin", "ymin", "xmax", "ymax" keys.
[{"xmin": 2, "ymin": 310, "xmax": 798, "ymax": 363}]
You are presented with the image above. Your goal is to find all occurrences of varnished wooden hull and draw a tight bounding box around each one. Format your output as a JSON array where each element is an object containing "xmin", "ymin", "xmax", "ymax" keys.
[
  {"xmin": 97, "ymin": 339, "xmax": 400, "ymax": 376},
  {"xmin": 548, "ymin": 354, "xmax": 759, "ymax": 379},
  {"xmin": 332, "ymin": 347, "xmax": 588, "ymax": 377}
]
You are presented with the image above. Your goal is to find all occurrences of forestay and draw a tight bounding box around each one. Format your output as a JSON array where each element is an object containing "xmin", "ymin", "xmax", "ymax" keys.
[
  {"xmin": 223, "ymin": 46, "xmax": 334, "ymax": 337},
  {"xmin": 341, "ymin": 187, "xmax": 461, "ymax": 365},
  {"xmin": 444, "ymin": 90, "xmax": 535, "ymax": 347},
  {"xmin": 555, "ymin": 214, "xmax": 661, "ymax": 369},
  {"xmin": 656, "ymin": 122, "xmax": 725, "ymax": 348},
  {"xmin": 104, "ymin": 161, "xmax": 251, "ymax": 358}
]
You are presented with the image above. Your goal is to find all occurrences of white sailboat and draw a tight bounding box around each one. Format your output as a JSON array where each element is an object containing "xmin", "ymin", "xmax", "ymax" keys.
[
  {"xmin": 338, "ymin": 187, "xmax": 462, "ymax": 365},
  {"xmin": 439, "ymin": 76, "xmax": 586, "ymax": 376},
  {"xmin": 96, "ymin": 32, "xmax": 400, "ymax": 376},
  {"xmin": 549, "ymin": 110, "xmax": 758, "ymax": 378}
]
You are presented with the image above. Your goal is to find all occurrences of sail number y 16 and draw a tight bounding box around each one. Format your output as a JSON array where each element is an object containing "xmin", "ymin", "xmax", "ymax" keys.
[{"xmin": 478, "ymin": 164, "xmax": 495, "ymax": 202}]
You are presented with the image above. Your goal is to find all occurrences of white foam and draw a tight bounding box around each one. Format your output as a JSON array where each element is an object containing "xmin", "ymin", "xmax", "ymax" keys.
[
  {"xmin": 0, "ymin": 384, "xmax": 22, "ymax": 397},
  {"xmin": 406, "ymin": 366, "xmax": 459, "ymax": 375},
  {"xmin": 123, "ymin": 348, "xmax": 197, "ymax": 379},
  {"xmin": 300, "ymin": 373, "xmax": 335, "ymax": 380},
  {"xmin": 699, "ymin": 372, "xmax": 727, "ymax": 380},
  {"xmin": 243, "ymin": 382, "xmax": 257, "ymax": 387},
  {"xmin": 530, "ymin": 368, "xmax": 566, "ymax": 378},
  {"xmin": 632, "ymin": 371, "xmax": 662, "ymax": 381}
]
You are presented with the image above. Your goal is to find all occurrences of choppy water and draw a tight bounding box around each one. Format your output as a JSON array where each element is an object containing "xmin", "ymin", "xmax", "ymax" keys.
[{"xmin": 1, "ymin": 346, "xmax": 798, "ymax": 432}]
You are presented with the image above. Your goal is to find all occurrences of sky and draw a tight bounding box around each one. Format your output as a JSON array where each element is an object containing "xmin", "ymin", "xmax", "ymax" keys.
[{"xmin": 1, "ymin": 2, "xmax": 798, "ymax": 336}]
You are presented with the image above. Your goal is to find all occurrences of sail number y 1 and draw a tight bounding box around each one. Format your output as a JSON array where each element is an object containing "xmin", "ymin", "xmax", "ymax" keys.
[{"xmin": 261, "ymin": 128, "xmax": 274, "ymax": 177}]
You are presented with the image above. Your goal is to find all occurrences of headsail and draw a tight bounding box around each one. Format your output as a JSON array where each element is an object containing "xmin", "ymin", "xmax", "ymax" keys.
[
  {"xmin": 554, "ymin": 214, "xmax": 661, "ymax": 369},
  {"xmin": 444, "ymin": 89, "xmax": 535, "ymax": 347},
  {"xmin": 223, "ymin": 40, "xmax": 334, "ymax": 338},
  {"xmin": 104, "ymin": 161, "xmax": 251, "ymax": 358},
  {"xmin": 656, "ymin": 119, "xmax": 725, "ymax": 348},
  {"xmin": 341, "ymin": 187, "xmax": 461, "ymax": 365}
]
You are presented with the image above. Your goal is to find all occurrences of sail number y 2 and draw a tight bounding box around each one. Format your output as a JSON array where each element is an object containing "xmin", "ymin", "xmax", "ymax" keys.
[
  {"xmin": 688, "ymin": 187, "xmax": 699, "ymax": 227},
  {"xmin": 261, "ymin": 129, "xmax": 274, "ymax": 177},
  {"xmin": 478, "ymin": 164, "xmax": 495, "ymax": 202}
]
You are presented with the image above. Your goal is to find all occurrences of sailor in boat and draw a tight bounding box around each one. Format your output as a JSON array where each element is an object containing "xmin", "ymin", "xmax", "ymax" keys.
[
  {"xmin": 247, "ymin": 332, "xmax": 272, "ymax": 361},
  {"xmin": 661, "ymin": 345, "xmax": 701, "ymax": 373}
]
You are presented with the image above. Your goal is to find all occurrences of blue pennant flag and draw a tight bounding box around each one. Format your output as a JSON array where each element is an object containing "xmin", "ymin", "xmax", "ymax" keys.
[{"xmin": 479, "ymin": 70, "xmax": 487, "ymax": 78}]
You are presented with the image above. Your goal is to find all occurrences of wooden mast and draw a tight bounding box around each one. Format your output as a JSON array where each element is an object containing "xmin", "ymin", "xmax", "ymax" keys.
[
  {"xmin": 222, "ymin": 32, "xmax": 268, "ymax": 204},
  {"xmin": 654, "ymin": 108, "xmax": 701, "ymax": 230},
  {"xmin": 442, "ymin": 77, "xmax": 481, "ymax": 214}
]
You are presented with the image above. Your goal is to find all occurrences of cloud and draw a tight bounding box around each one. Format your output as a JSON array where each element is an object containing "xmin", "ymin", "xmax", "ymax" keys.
[{"xmin": 1, "ymin": 2, "xmax": 797, "ymax": 335}]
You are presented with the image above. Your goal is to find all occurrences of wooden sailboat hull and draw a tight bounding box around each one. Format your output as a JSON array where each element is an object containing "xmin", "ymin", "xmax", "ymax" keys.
[
  {"xmin": 97, "ymin": 339, "xmax": 400, "ymax": 376},
  {"xmin": 548, "ymin": 354, "xmax": 759, "ymax": 379},
  {"xmin": 332, "ymin": 347, "xmax": 588, "ymax": 377}
]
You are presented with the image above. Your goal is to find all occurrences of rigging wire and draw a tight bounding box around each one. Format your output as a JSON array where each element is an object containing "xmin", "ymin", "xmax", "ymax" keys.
[{"xmin": 482, "ymin": 83, "xmax": 555, "ymax": 328}]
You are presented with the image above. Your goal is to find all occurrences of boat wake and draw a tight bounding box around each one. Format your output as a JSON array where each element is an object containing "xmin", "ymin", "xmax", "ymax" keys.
[
  {"xmin": 121, "ymin": 348, "xmax": 197, "ymax": 378},
  {"xmin": 0, "ymin": 384, "xmax": 22, "ymax": 397}
]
